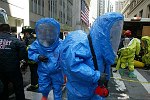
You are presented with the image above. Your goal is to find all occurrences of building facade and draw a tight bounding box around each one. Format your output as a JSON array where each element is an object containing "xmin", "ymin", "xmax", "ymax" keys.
[
  {"xmin": 0, "ymin": 0, "xmax": 90, "ymax": 33},
  {"xmin": 89, "ymin": 0, "xmax": 113, "ymax": 27},
  {"xmin": 29, "ymin": 0, "xmax": 74, "ymax": 32},
  {"xmin": 109, "ymin": 2, "xmax": 114, "ymax": 12},
  {"xmin": 115, "ymin": 0, "xmax": 126, "ymax": 13},
  {"xmin": 72, "ymin": 0, "xmax": 90, "ymax": 32},
  {"xmin": 121, "ymin": 0, "xmax": 150, "ymax": 18},
  {"xmin": 0, "ymin": 0, "xmax": 29, "ymax": 33},
  {"xmin": 98, "ymin": 0, "xmax": 105, "ymax": 16}
]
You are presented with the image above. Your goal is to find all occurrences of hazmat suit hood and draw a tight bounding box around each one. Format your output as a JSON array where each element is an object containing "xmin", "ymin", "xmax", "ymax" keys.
[
  {"xmin": 35, "ymin": 18, "xmax": 60, "ymax": 51},
  {"xmin": 89, "ymin": 12, "xmax": 124, "ymax": 66},
  {"xmin": 141, "ymin": 36, "xmax": 150, "ymax": 50},
  {"xmin": 141, "ymin": 36, "xmax": 150, "ymax": 65}
]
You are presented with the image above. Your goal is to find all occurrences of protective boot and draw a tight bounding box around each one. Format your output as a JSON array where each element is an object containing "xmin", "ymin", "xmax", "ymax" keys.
[
  {"xmin": 119, "ymin": 68, "xmax": 124, "ymax": 76},
  {"xmin": 128, "ymin": 71, "xmax": 137, "ymax": 78},
  {"xmin": 41, "ymin": 96, "xmax": 47, "ymax": 100},
  {"xmin": 27, "ymin": 84, "xmax": 38, "ymax": 91}
]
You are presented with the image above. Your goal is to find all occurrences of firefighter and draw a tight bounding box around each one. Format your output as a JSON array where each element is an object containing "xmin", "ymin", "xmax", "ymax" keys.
[
  {"xmin": 28, "ymin": 18, "xmax": 64, "ymax": 100},
  {"xmin": 0, "ymin": 24, "xmax": 27, "ymax": 100},
  {"xmin": 119, "ymin": 30, "xmax": 132, "ymax": 49},
  {"xmin": 60, "ymin": 12, "xmax": 124, "ymax": 100},
  {"xmin": 116, "ymin": 38, "xmax": 141, "ymax": 78},
  {"xmin": 22, "ymin": 26, "xmax": 39, "ymax": 91},
  {"xmin": 141, "ymin": 36, "xmax": 150, "ymax": 68}
]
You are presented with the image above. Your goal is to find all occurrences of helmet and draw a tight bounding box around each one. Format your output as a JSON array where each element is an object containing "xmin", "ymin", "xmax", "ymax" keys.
[
  {"xmin": 124, "ymin": 30, "xmax": 131, "ymax": 37},
  {"xmin": 21, "ymin": 26, "xmax": 33, "ymax": 33}
]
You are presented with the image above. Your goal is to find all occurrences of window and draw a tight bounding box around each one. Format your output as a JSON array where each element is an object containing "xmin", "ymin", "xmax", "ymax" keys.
[
  {"xmin": 38, "ymin": 0, "xmax": 41, "ymax": 14},
  {"xmin": 133, "ymin": 0, "xmax": 136, "ymax": 7},
  {"xmin": 63, "ymin": 1, "xmax": 65, "ymax": 9},
  {"xmin": 54, "ymin": 0, "xmax": 57, "ymax": 18},
  {"xmin": 51, "ymin": 0, "xmax": 53, "ymax": 17},
  {"xmin": 147, "ymin": 5, "xmax": 150, "ymax": 18},
  {"xmin": 60, "ymin": 0, "xmax": 62, "ymax": 6},
  {"xmin": 139, "ymin": 10, "xmax": 143, "ymax": 17},
  {"xmin": 48, "ymin": 0, "xmax": 50, "ymax": 16},
  {"xmin": 67, "ymin": 0, "xmax": 72, "ymax": 26},
  {"xmin": 53, "ymin": 0, "xmax": 55, "ymax": 17},
  {"xmin": 30, "ymin": 0, "xmax": 34, "ymax": 12},
  {"xmin": 59, "ymin": 11, "xmax": 62, "ymax": 23},
  {"xmin": 42, "ymin": 0, "xmax": 44, "ymax": 16},
  {"xmin": 48, "ymin": 0, "xmax": 50, "ymax": 11},
  {"xmin": 34, "ymin": 0, "xmax": 37, "ymax": 13}
]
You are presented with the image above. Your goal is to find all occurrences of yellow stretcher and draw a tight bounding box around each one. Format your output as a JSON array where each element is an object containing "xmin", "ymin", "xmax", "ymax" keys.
[{"xmin": 134, "ymin": 60, "xmax": 145, "ymax": 68}]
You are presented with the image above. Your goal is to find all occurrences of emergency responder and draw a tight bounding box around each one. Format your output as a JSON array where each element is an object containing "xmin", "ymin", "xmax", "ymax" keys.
[
  {"xmin": 0, "ymin": 24, "xmax": 27, "ymax": 100},
  {"xmin": 60, "ymin": 12, "xmax": 124, "ymax": 100},
  {"xmin": 22, "ymin": 26, "xmax": 38, "ymax": 91},
  {"xmin": 22, "ymin": 26, "xmax": 34, "ymax": 45},
  {"xmin": 141, "ymin": 36, "xmax": 150, "ymax": 69},
  {"xmin": 116, "ymin": 38, "xmax": 141, "ymax": 78},
  {"xmin": 28, "ymin": 18, "xmax": 64, "ymax": 100},
  {"xmin": 10, "ymin": 28, "xmax": 17, "ymax": 38},
  {"xmin": 119, "ymin": 30, "xmax": 132, "ymax": 49}
]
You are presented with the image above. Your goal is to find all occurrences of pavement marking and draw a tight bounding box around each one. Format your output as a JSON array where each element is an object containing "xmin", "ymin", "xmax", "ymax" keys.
[
  {"xmin": 111, "ymin": 77, "xmax": 150, "ymax": 84},
  {"xmin": 118, "ymin": 93, "xmax": 129, "ymax": 99},
  {"xmin": 134, "ymin": 69, "xmax": 150, "ymax": 94},
  {"xmin": 112, "ymin": 68, "xmax": 127, "ymax": 92}
]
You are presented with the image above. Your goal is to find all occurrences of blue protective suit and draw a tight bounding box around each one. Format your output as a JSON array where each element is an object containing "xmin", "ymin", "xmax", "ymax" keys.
[
  {"xmin": 28, "ymin": 18, "xmax": 64, "ymax": 99},
  {"xmin": 60, "ymin": 12, "xmax": 124, "ymax": 100}
]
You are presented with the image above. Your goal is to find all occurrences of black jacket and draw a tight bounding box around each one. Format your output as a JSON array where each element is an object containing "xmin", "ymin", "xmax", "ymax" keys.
[{"xmin": 0, "ymin": 32, "xmax": 27, "ymax": 72}]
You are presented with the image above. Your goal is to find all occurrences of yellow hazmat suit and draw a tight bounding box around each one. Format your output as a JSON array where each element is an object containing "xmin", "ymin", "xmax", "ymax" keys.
[
  {"xmin": 116, "ymin": 38, "xmax": 140, "ymax": 78},
  {"xmin": 141, "ymin": 36, "xmax": 150, "ymax": 65}
]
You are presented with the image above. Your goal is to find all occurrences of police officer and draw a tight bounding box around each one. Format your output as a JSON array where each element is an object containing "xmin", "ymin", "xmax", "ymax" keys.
[
  {"xmin": 0, "ymin": 24, "xmax": 27, "ymax": 100},
  {"xmin": 22, "ymin": 26, "xmax": 38, "ymax": 91}
]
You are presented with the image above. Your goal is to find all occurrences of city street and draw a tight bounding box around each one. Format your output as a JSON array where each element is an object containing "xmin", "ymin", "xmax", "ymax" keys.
[
  {"xmin": 9, "ymin": 67, "xmax": 150, "ymax": 100},
  {"xmin": 107, "ymin": 68, "xmax": 150, "ymax": 100},
  {"xmin": 1, "ymin": 0, "xmax": 150, "ymax": 100}
]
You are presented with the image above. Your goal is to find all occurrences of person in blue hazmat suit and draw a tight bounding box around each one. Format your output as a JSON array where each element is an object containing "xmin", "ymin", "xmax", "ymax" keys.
[
  {"xmin": 60, "ymin": 12, "xmax": 124, "ymax": 100},
  {"xmin": 28, "ymin": 18, "xmax": 64, "ymax": 100}
]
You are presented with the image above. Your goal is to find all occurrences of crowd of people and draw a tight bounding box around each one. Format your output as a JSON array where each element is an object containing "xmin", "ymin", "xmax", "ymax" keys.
[{"xmin": 0, "ymin": 12, "xmax": 149, "ymax": 100}]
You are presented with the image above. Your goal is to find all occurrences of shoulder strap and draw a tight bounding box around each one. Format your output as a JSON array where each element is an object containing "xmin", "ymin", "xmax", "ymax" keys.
[{"xmin": 87, "ymin": 34, "xmax": 98, "ymax": 70}]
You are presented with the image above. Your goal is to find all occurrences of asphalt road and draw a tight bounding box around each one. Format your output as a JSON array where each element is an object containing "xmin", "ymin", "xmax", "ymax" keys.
[{"xmin": 106, "ymin": 68, "xmax": 150, "ymax": 100}]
